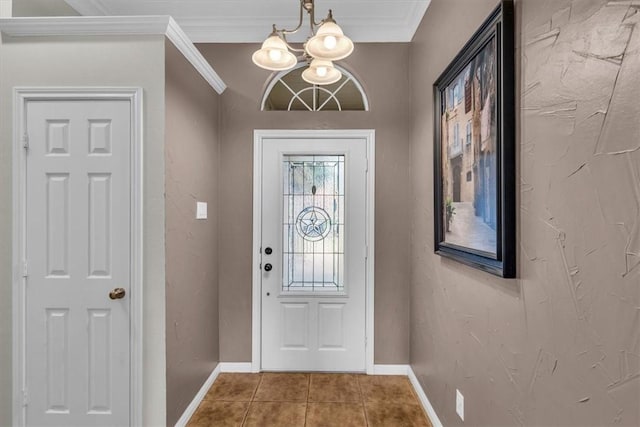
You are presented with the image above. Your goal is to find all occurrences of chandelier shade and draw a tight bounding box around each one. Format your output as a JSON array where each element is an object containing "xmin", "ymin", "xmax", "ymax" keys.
[
  {"xmin": 252, "ymin": 34, "xmax": 298, "ymax": 71},
  {"xmin": 301, "ymin": 59, "xmax": 342, "ymax": 85},
  {"xmin": 305, "ymin": 21, "xmax": 354, "ymax": 61},
  {"xmin": 252, "ymin": 1, "xmax": 354, "ymax": 85}
]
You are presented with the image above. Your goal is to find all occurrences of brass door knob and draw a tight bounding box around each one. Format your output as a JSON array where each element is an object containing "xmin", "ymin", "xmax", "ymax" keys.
[{"xmin": 109, "ymin": 288, "xmax": 126, "ymax": 300}]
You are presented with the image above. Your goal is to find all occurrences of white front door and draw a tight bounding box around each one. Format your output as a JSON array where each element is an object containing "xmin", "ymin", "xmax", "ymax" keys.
[
  {"xmin": 260, "ymin": 136, "xmax": 369, "ymax": 371},
  {"xmin": 24, "ymin": 99, "xmax": 132, "ymax": 426}
]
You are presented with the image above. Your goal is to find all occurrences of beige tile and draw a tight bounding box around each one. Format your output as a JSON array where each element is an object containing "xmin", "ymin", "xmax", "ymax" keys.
[
  {"xmin": 204, "ymin": 373, "xmax": 261, "ymax": 402},
  {"xmin": 306, "ymin": 402, "xmax": 367, "ymax": 427},
  {"xmin": 187, "ymin": 401, "xmax": 249, "ymax": 427},
  {"xmin": 243, "ymin": 402, "xmax": 306, "ymax": 427},
  {"xmin": 309, "ymin": 373, "xmax": 361, "ymax": 402},
  {"xmin": 253, "ymin": 373, "xmax": 309, "ymax": 402},
  {"xmin": 365, "ymin": 401, "xmax": 432, "ymax": 427},
  {"xmin": 358, "ymin": 375, "xmax": 417, "ymax": 403}
]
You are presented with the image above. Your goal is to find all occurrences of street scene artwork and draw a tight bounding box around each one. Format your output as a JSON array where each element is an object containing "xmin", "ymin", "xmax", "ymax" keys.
[{"xmin": 440, "ymin": 38, "xmax": 497, "ymax": 255}]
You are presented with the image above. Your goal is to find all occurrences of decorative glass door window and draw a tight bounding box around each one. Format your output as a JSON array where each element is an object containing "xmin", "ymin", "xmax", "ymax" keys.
[{"xmin": 282, "ymin": 155, "xmax": 345, "ymax": 292}]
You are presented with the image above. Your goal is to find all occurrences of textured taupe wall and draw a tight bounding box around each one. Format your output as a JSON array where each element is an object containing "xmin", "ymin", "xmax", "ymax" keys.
[
  {"xmin": 199, "ymin": 43, "xmax": 411, "ymax": 364},
  {"xmin": 12, "ymin": 0, "xmax": 79, "ymax": 16},
  {"xmin": 410, "ymin": 0, "xmax": 640, "ymax": 425},
  {"xmin": 0, "ymin": 35, "xmax": 167, "ymax": 426},
  {"xmin": 165, "ymin": 42, "xmax": 220, "ymax": 425}
]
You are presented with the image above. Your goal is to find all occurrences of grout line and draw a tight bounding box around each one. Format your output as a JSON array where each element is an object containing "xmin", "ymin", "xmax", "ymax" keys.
[
  {"xmin": 303, "ymin": 373, "xmax": 311, "ymax": 426},
  {"xmin": 357, "ymin": 374, "xmax": 370, "ymax": 427},
  {"xmin": 250, "ymin": 373, "xmax": 262, "ymax": 401},
  {"xmin": 240, "ymin": 373, "xmax": 262, "ymax": 426}
]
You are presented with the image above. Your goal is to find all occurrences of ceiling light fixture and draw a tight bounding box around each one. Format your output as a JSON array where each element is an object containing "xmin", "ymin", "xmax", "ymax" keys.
[{"xmin": 252, "ymin": 0, "xmax": 354, "ymax": 85}]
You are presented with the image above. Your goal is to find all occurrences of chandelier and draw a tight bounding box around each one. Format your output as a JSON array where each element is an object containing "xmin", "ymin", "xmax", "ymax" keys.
[{"xmin": 251, "ymin": 0, "xmax": 354, "ymax": 85}]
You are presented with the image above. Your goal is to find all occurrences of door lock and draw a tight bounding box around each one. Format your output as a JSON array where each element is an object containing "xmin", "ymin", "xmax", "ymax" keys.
[
  {"xmin": 264, "ymin": 263, "xmax": 273, "ymax": 272},
  {"xmin": 109, "ymin": 288, "xmax": 126, "ymax": 300},
  {"xmin": 264, "ymin": 247, "xmax": 273, "ymax": 255}
]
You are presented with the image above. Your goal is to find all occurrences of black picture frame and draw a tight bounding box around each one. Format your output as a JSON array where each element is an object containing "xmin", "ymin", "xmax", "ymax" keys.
[{"xmin": 433, "ymin": 0, "xmax": 515, "ymax": 278}]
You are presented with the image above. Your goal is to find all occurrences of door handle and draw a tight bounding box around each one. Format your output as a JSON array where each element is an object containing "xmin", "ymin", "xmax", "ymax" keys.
[
  {"xmin": 109, "ymin": 288, "xmax": 126, "ymax": 300},
  {"xmin": 264, "ymin": 263, "xmax": 273, "ymax": 272}
]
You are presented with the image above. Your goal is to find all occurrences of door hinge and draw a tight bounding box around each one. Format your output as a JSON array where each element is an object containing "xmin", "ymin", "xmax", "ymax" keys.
[
  {"xmin": 22, "ymin": 389, "xmax": 28, "ymax": 407},
  {"xmin": 22, "ymin": 133, "xmax": 29, "ymax": 152},
  {"xmin": 22, "ymin": 260, "xmax": 28, "ymax": 278}
]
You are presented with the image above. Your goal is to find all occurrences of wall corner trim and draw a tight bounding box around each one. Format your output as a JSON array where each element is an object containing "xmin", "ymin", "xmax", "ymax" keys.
[
  {"xmin": 0, "ymin": 15, "xmax": 227, "ymax": 94},
  {"xmin": 174, "ymin": 363, "xmax": 221, "ymax": 427}
]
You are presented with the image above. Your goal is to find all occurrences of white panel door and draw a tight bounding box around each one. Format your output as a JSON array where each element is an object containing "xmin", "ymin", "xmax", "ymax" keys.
[
  {"xmin": 25, "ymin": 99, "xmax": 131, "ymax": 426},
  {"xmin": 261, "ymin": 138, "xmax": 368, "ymax": 371}
]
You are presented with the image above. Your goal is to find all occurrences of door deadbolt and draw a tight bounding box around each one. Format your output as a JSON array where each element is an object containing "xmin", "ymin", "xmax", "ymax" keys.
[
  {"xmin": 109, "ymin": 288, "xmax": 126, "ymax": 300},
  {"xmin": 264, "ymin": 263, "xmax": 273, "ymax": 272},
  {"xmin": 264, "ymin": 247, "xmax": 273, "ymax": 255}
]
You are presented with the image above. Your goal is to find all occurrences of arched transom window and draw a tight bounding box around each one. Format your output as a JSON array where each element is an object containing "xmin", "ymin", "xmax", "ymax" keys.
[{"xmin": 261, "ymin": 62, "xmax": 369, "ymax": 112}]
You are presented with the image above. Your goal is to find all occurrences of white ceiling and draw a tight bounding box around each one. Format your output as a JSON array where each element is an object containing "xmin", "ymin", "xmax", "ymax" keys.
[{"xmin": 64, "ymin": 0, "xmax": 432, "ymax": 43}]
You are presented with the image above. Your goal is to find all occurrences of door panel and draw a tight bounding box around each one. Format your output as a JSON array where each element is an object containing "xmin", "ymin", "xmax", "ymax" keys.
[
  {"xmin": 281, "ymin": 303, "xmax": 309, "ymax": 349},
  {"xmin": 261, "ymin": 138, "xmax": 367, "ymax": 372},
  {"xmin": 25, "ymin": 100, "xmax": 131, "ymax": 426},
  {"xmin": 318, "ymin": 303, "xmax": 345, "ymax": 350}
]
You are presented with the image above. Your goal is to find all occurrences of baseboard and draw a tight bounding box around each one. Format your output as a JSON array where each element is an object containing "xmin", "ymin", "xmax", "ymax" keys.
[
  {"xmin": 220, "ymin": 362, "xmax": 253, "ymax": 373},
  {"xmin": 407, "ymin": 366, "xmax": 443, "ymax": 427},
  {"xmin": 372, "ymin": 364, "xmax": 442, "ymax": 427},
  {"xmin": 372, "ymin": 364, "xmax": 410, "ymax": 375},
  {"xmin": 174, "ymin": 363, "xmax": 221, "ymax": 427}
]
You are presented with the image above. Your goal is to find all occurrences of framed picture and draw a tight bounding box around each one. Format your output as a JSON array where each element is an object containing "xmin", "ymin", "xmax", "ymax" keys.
[{"xmin": 433, "ymin": 0, "xmax": 515, "ymax": 278}]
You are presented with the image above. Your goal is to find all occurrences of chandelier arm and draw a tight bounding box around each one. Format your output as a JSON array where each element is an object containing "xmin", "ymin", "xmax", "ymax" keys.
[
  {"xmin": 309, "ymin": 3, "xmax": 317, "ymax": 35},
  {"xmin": 312, "ymin": 13, "xmax": 324, "ymax": 27},
  {"xmin": 280, "ymin": 0, "xmax": 306, "ymax": 35},
  {"xmin": 280, "ymin": 34, "xmax": 306, "ymax": 53}
]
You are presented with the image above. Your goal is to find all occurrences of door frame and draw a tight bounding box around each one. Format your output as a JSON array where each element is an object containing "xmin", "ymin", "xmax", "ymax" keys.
[
  {"xmin": 252, "ymin": 129, "xmax": 375, "ymax": 374},
  {"xmin": 12, "ymin": 88, "xmax": 144, "ymax": 426}
]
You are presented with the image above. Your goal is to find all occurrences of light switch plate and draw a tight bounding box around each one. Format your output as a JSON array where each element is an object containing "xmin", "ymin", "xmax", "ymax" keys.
[
  {"xmin": 196, "ymin": 202, "xmax": 207, "ymax": 220},
  {"xmin": 456, "ymin": 389, "xmax": 464, "ymax": 421}
]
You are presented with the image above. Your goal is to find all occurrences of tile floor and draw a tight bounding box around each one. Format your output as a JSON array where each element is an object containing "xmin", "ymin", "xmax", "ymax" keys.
[{"xmin": 188, "ymin": 373, "xmax": 432, "ymax": 427}]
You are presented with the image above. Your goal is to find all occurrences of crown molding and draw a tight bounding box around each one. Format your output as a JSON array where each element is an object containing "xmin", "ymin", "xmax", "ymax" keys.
[
  {"xmin": 404, "ymin": 0, "xmax": 431, "ymax": 42},
  {"xmin": 164, "ymin": 17, "xmax": 226, "ymax": 93},
  {"xmin": 171, "ymin": 16, "xmax": 424, "ymax": 43},
  {"xmin": 61, "ymin": 0, "xmax": 432, "ymax": 43},
  {"xmin": 0, "ymin": 16, "xmax": 226, "ymax": 94}
]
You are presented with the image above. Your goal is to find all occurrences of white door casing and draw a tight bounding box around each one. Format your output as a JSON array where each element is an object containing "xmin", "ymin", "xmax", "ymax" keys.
[
  {"xmin": 13, "ymin": 88, "xmax": 143, "ymax": 427},
  {"xmin": 252, "ymin": 130, "xmax": 375, "ymax": 373}
]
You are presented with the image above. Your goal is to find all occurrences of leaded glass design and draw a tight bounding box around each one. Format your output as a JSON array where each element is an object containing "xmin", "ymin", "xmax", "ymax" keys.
[
  {"xmin": 296, "ymin": 206, "xmax": 332, "ymax": 241},
  {"xmin": 283, "ymin": 155, "xmax": 345, "ymax": 292}
]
